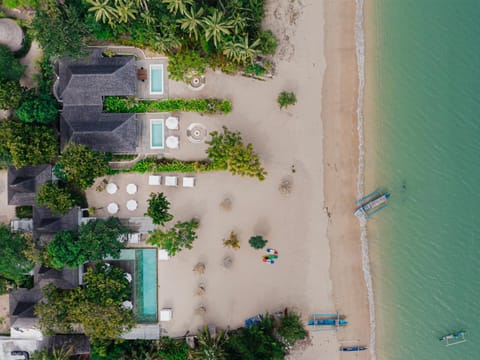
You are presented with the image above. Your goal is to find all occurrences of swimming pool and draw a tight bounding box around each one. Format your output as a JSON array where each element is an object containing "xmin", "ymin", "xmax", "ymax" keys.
[
  {"xmin": 105, "ymin": 249, "xmax": 158, "ymax": 323},
  {"xmin": 150, "ymin": 119, "xmax": 164, "ymax": 149},
  {"xmin": 150, "ymin": 64, "xmax": 164, "ymax": 95}
]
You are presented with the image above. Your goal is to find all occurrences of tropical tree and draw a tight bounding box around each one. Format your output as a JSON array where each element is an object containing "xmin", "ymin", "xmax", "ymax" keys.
[
  {"xmin": 206, "ymin": 126, "xmax": 267, "ymax": 181},
  {"xmin": 248, "ymin": 235, "xmax": 267, "ymax": 249},
  {"xmin": 86, "ymin": 0, "xmax": 118, "ymax": 25},
  {"xmin": 0, "ymin": 45, "xmax": 25, "ymax": 81},
  {"xmin": 0, "ymin": 81, "xmax": 26, "ymax": 110},
  {"xmin": 35, "ymin": 181, "xmax": 78, "ymax": 216},
  {"xmin": 57, "ymin": 143, "xmax": 111, "ymax": 190},
  {"xmin": 147, "ymin": 219, "xmax": 199, "ymax": 256},
  {"xmin": 0, "ymin": 225, "xmax": 34, "ymax": 286},
  {"xmin": 162, "ymin": 0, "xmax": 193, "ymax": 16},
  {"xmin": 191, "ymin": 325, "xmax": 228, "ymax": 360},
  {"xmin": 0, "ymin": 119, "xmax": 58, "ymax": 167},
  {"xmin": 114, "ymin": 0, "xmax": 138, "ymax": 23},
  {"xmin": 177, "ymin": 6, "xmax": 204, "ymax": 40},
  {"xmin": 31, "ymin": 345, "xmax": 74, "ymax": 360},
  {"xmin": 223, "ymin": 231, "xmax": 240, "ymax": 250},
  {"xmin": 14, "ymin": 93, "xmax": 58, "ymax": 124},
  {"xmin": 145, "ymin": 192, "xmax": 174, "ymax": 225},
  {"xmin": 201, "ymin": 9, "xmax": 232, "ymax": 48},
  {"xmin": 223, "ymin": 35, "xmax": 260, "ymax": 65},
  {"xmin": 45, "ymin": 217, "xmax": 129, "ymax": 269},
  {"xmin": 167, "ymin": 50, "xmax": 207, "ymax": 81},
  {"xmin": 278, "ymin": 311, "xmax": 307, "ymax": 347},
  {"xmin": 277, "ymin": 91, "xmax": 297, "ymax": 109},
  {"xmin": 35, "ymin": 264, "xmax": 134, "ymax": 342}
]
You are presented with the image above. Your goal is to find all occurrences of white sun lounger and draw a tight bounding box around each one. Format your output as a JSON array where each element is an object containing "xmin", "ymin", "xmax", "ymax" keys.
[
  {"xmin": 182, "ymin": 177, "xmax": 195, "ymax": 188},
  {"xmin": 165, "ymin": 175, "xmax": 178, "ymax": 187},
  {"xmin": 148, "ymin": 175, "xmax": 161, "ymax": 185}
]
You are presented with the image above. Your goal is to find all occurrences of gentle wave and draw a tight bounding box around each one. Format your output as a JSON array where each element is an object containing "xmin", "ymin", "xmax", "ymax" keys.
[{"xmin": 354, "ymin": 0, "xmax": 377, "ymax": 359}]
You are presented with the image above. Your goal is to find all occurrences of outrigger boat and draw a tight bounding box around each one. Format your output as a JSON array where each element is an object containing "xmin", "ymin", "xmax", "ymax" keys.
[
  {"xmin": 340, "ymin": 345, "xmax": 368, "ymax": 352},
  {"xmin": 439, "ymin": 330, "xmax": 466, "ymax": 346},
  {"xmin": 355, "ymin": 188, "xmax": 390, "ymax": 219},
  {"xmin": 307, "ymin": 313, "xmax": 348, "ymax": 332}
]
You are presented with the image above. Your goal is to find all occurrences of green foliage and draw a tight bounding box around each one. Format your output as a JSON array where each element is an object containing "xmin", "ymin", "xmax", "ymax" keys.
[
  {"xmin": 191, "ymin": 325, "xmax": 228, "ymax": 360},
  {"xmin": 145, "ymin": 192, "xmax": 174, "ymax": 225},
  {"xmin": 15, "ymin": 205, "xmax": 33, "ymax": 219},
  {"xmin": 206, "ymin": 126, "xmax": 267, "ymax": 181},
  {"xmin": 244, "ymin": 64, "xmax": 266, "ymax": 77},
  {"xmin": 167, "ymin": 50, "xmax": 207, "ymax": 81},
  {"xmin": 104, "ymin": 97, "xmax": 232, "ymax": 114},
  {"xmin": 278, "ymin": 311, "xmax": 307, "ymax": 347},
  {"xmin": 0, "ymin": 80, "xmax": 27, "ymax": 110},
  {"xmin": 0, "ymin": 119, "xmax": 58, "ymax": 167},
  {"xmin": 124, "ymin": 157, "xmax": 220, "ymax": 174},
  {"xmin": 0, "ymin": 45, "xmax": 25, "ymax": 81},
  {"xmin": 31, "ymin": 345, "xmax": 73, "ymax": 360},
  {"xmin": 2, "ymin": 0, "xmax": 37, "ymax": 9},
  {"xmin": 35, "ymin": 181, "xmax": 78, "ymax": 216},
  {"xmin": 45, "ymin": 217, "xmax": 129, "ymax": 269},
  {"xmin": 277, "ymin": 91, "xmax": 297, "ymax": 109},
  {"xmin": 147, "ymin": 219, "xmax": 199, "ymax": 256},
  {"xmin": 31, "ymin": 1, "xmax": 89, "ymax": 59},
  {"xmin": 248, "ymin": 235, "xmax": 267, "ymax": 249},
  {"xmin": 14, "ymin": 93, "xmax": 58, "ymax": 124},
  {"xmin": 35, "ymin": 263, "xmax": 134, "ymax": 342},
  {"xmin": 258, "ymin": 30, "xmax": 278, "ymax": 55},
  {"xmin": 0, "ymin": 224, "xmax": 34, "ymax": 285},
  {"xmin": 58, "ymin": 143, "xmax": 111, "ymax": 190},
  {"xmin": 223, "ymin": 231, "xmax": 240, "ymax": 250}
]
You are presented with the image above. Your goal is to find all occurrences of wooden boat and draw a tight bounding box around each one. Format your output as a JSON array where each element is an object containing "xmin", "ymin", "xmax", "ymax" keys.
[
  {"xmin": 340, "ymin": 345, "xmax": 368, "ymax": 352},
  {"xmin": 355, "ymin": 189, "xmax": 390, "ymax": 219},
  {"xmin": 439, "ymin": 330, "xmax": 466, "ymax": 346}
]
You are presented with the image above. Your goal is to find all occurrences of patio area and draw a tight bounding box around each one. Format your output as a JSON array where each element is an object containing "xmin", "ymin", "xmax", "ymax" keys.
[{"xmin": 136, "ymin": 58, "xmax": 169, "ymax": 100}]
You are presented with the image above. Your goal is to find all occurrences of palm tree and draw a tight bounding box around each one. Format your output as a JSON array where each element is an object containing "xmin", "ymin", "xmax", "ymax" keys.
[
  {"xmin": 229, "ymin": 11, "xmax": 249, "ymax": 35},
  {"xmin": 86, "ymin": 0, "xmax": 118, "ymax": 24},
  {"xmin": 224, "ymin": 35, "xmax": 260, "ymax": 65},
  {"xmin": 177, "ymin": 6, "xmax": 204, "ymax": 40},
  {"xmin": 162, "ymin": 0, "xmax": 193, "ymax": 16},
  {"xmin": 201, "ymin": 9, "xmax": 233, "ymax": 49},
  {"xmin": 113, "ymin": 0, "xmax": 138, "ymax": 23},
  {"xmin": 191, "ymin": 325, "xmax": 228, "ymax": 360}
]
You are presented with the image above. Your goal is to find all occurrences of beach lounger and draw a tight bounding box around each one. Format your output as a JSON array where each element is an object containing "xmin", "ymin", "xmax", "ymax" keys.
[
  {"xmin": 182, "ymin": 176, "xmax": 195, "ymax": 188},
  {"xmin": 165, "ymin": 175, "xmax": 178, "ymax": 187},
  {"xmin": 148, "ymin": 175, "xmax": 161, "ymax": 185},
  {"xmin": 160, "ymin": 308, "xmax": 173, "ymax": 322}
]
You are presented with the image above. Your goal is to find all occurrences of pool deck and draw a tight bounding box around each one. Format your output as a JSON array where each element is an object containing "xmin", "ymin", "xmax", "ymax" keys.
[{"xmin": 136, "ymin": 59, "xmax": 169, "ymax": 100}]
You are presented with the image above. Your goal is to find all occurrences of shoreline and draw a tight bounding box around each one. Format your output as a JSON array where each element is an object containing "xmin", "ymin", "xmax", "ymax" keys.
[{"xmin": 323, "ymin": 0, "xmax": 371, "ymax": 359}]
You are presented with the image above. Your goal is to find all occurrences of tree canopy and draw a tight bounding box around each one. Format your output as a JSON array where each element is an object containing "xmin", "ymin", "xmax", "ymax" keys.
[
  {"xmin": 0, "ymin": 224, "xmax": 34, "ymax": 287},
  {"xmin": 36, "ymin": 181, "xmax": 78, "ymax": 216},
  {"xmin": 147, "ymin": 219, "xmax": 199, "ymax": 256},
  {"xmin": 45, "ymin": 217, "xmax": 129, "ymax": 269},
  {"xmin": 57, "ymin": 143, "xmax": 111, "ymax": 190},
  {"xmin": 145, "ymin": 192, "xmax": 174, "ymax": 225},
  {"xmin": 206, "ymin": 126, "xmax": 267, "ymax": 181},
  {"xmin": 0, "ymin": 81, "xmax": 26, "ymax": 110},
  {"xmin": 14, "ymin": 93, "xmax": 58, "ymax": 124},
  {"xmin": 0, "ymin": 119, "xmax": 58, "ymax": 167},
  {"xmin": 0, "ymin": 45, "xmax": 25, "ymax": 81},
  {"xmin": 35, "ymin": 263, "xmax": 134, "ymax": 342}
]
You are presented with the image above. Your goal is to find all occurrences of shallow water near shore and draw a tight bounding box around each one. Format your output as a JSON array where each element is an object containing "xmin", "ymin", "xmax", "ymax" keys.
[{"xmin": 367, "ymin": 1, "xmax": 480, "ymax": 359}]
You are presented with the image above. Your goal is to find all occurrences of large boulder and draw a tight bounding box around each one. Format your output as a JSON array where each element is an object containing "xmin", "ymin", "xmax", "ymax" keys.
[{"xmin": 0, "ymin": 18, "xmax": 23, "ymax": 52}]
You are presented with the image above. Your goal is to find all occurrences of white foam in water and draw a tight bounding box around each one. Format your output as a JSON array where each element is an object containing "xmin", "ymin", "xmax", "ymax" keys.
[{"xmin": 355, "ymin": 0, "xmax": 377, "ymax": 359}]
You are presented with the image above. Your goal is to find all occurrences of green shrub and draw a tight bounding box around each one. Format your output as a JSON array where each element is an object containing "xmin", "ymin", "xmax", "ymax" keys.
[
  {"xmin": 35, "ymin": 181, "xmax": 78, "ymax": 216},
  {"xmin": 147, "ymin": 219, "xmax": 199, "ymax": 256},
  {"xmin": 249, "ymin": 235, "xmax": 267, "ymax": 249},
  {"xmin": 14, "ymin": 93, "xmax": 58, "ymax": 124},
  {"xmin": 258, "ymin": 30, "xmax": 278, "ymax": 55},
  {"xmin": 245, "ymin": 64, "xmax": 266, "ymax": 77},
  {"xmin": 15, "ymin": 206, "xmax": 33, "ymax": 219},
  {"xmin": 277, "ymin": 91, "xmax": 297, "ymax": 109},
  {"xmin": 145, "ymin": 192, "xmax": 173, "ymax": 226},
  {"xmin": 167, "ymin": 50, "xmax": 207, "ymax": 81},
  {"xmin": 0, "ymin": 45, "xmax": 25, "ymax": 81},
  {"xmin": 2, "ymin": 0, "xmax": 37, "ymax": 9},
  {"xmin": 278, "ymin": 311, "xmax": 307, "ymax": 346},
  {"xmin": 0, "ymin": 81, "xmax": 27, "ymax": 110},
  {"xmin": 104, "ymin": 97, "xmax": 232, "ymax": 114}
]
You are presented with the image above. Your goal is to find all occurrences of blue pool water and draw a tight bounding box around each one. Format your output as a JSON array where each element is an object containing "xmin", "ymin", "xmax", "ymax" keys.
[
  {"xmin": 150, "ymin": 65, "xmax": 163, "ymax": 94},
  {"xmin": 151, "ymin": 119, "xmax": 164, "ymax": 149}
]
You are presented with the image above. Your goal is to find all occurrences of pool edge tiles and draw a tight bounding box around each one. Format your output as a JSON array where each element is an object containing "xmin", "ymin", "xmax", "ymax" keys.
[
  {"xmin": 150, "ymin": 64, "xmax": 164, "ymax": 95},
  {"xmin": 150, "ymin": 118, "xmax": 164, "ymax": 149}
]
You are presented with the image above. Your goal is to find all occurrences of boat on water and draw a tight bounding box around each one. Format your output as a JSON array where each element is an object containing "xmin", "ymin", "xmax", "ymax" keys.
[
  {"xmin": 439, "ymin": 330, "xmax": 466, "ymax": 346},
  {"xmin": 355, "ymin": 189, "xmax": 390, "ymax": 219},
  {"xmin": 340, "ymin": 346, "xmax": 368, "ymax": 352}
]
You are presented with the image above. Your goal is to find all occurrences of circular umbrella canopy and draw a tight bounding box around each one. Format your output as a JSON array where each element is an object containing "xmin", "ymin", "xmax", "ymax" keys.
[
  {"xmin": 126, "ymin": 199, "xmax": 138, "ymax": 211},
  {"xmin": 166, "ymin": 136, "xmax": 179, "ymax": 149},
  {"xmin": 126, "ymin": 183, "xmax": 137, "ymax": 195},
  {"xmin": 107, "ymin": 202, "xmax": 119, "ymax": 214},
  {"xmin": 106, "ymin": 183, "xmax": 118, "ymax": 194}
]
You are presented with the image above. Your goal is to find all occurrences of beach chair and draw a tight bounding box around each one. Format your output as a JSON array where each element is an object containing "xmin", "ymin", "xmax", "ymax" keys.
[
  {"xmin": 128, "ymin": 233, "xmax": 140, "ymax": 244},
  {"xmin": 182, "ymin": 176, "xmax": 195, "ymax": 188},
  {"xmin": 165, "ymin": 175, "xmax": 178, "ymax": 187},
  {"xmin": 148, "ymin": 175, "xmax": 161, "ymax": 185},
  {"xmin": 160, "ymin": 308, "xmax": 173, "ymax": 322}
]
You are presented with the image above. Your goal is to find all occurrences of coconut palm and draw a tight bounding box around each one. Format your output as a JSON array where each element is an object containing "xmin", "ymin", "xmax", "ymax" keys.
[
  {"xmin": 140, "ymin": 10, "xmax": 156, "ymax": 26},
  {"xmin": 191, "ymin": 325, "xmax": 228, "ymax": 360},
  {"xmin": 114, "ymin": 0, "xmax": 137, "ymax": 23},
  {"xmin": 162, "ymin": 0, "xmax": 193, "ymax": 16},
  {"xmin": 229, "ymin": 11, "xmax": 249, "ymax": 35},
  {"xmin": 86, "ymin": 0, "xmax": 118, "ymax": 24},
  {"xmin": 224, "ymin": 35, "xmax": 260, "ymax": 65},
  {"xmin": 177, "ymin": 6, "xmax": 204, "ymax": 40},
  {"xmin": 201, "ymin": 9, "xmax": 233, "ymax": 49}
]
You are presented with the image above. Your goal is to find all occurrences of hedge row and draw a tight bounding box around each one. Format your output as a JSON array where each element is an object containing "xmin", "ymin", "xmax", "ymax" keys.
[
  {"xmin": 120, "ymin": 158, "xmax": 227, "ymax": 174},
  {"xmin": 104, "ymin": 97, "xmax": 232, "ymax": 114}
]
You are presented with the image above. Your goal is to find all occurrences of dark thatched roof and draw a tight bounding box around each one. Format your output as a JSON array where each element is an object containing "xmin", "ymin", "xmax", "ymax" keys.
[
  {"xmin": 60, "ymin": 107, "xmax": 137, "ymax": 153},
  {"xmin": 33, "ymin": 206, "xmax": 80, "ymax": 239},
  {"xmin": 48, "ymin": 335, "xmax": 91, "ymax": 355},
  {"xmin": 12, "ymin": 301, "xmax": 36, "ymax": 317},
  {"xmin": 7, "ymin": 165, "xmax": 52, "ymax": 206}
]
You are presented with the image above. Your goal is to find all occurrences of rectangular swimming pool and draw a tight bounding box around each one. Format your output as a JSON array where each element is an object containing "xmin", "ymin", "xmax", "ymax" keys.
[
  {"xmin": 150, "ymin": 119, "xmax": 164, "ymax": 149},
  {"xmin": 150, "ymin": 64, "xmax": 164, "ymax": 95},
  {"xmin": 105, "ymin": 249, "xmax": 158, "ymax": 323}
]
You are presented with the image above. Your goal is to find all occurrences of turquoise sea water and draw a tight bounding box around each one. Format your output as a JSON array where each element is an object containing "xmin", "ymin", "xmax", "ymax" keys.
[{"xmin": 367, "ymin": 1, "xmax": 480, "ymax": 359}]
